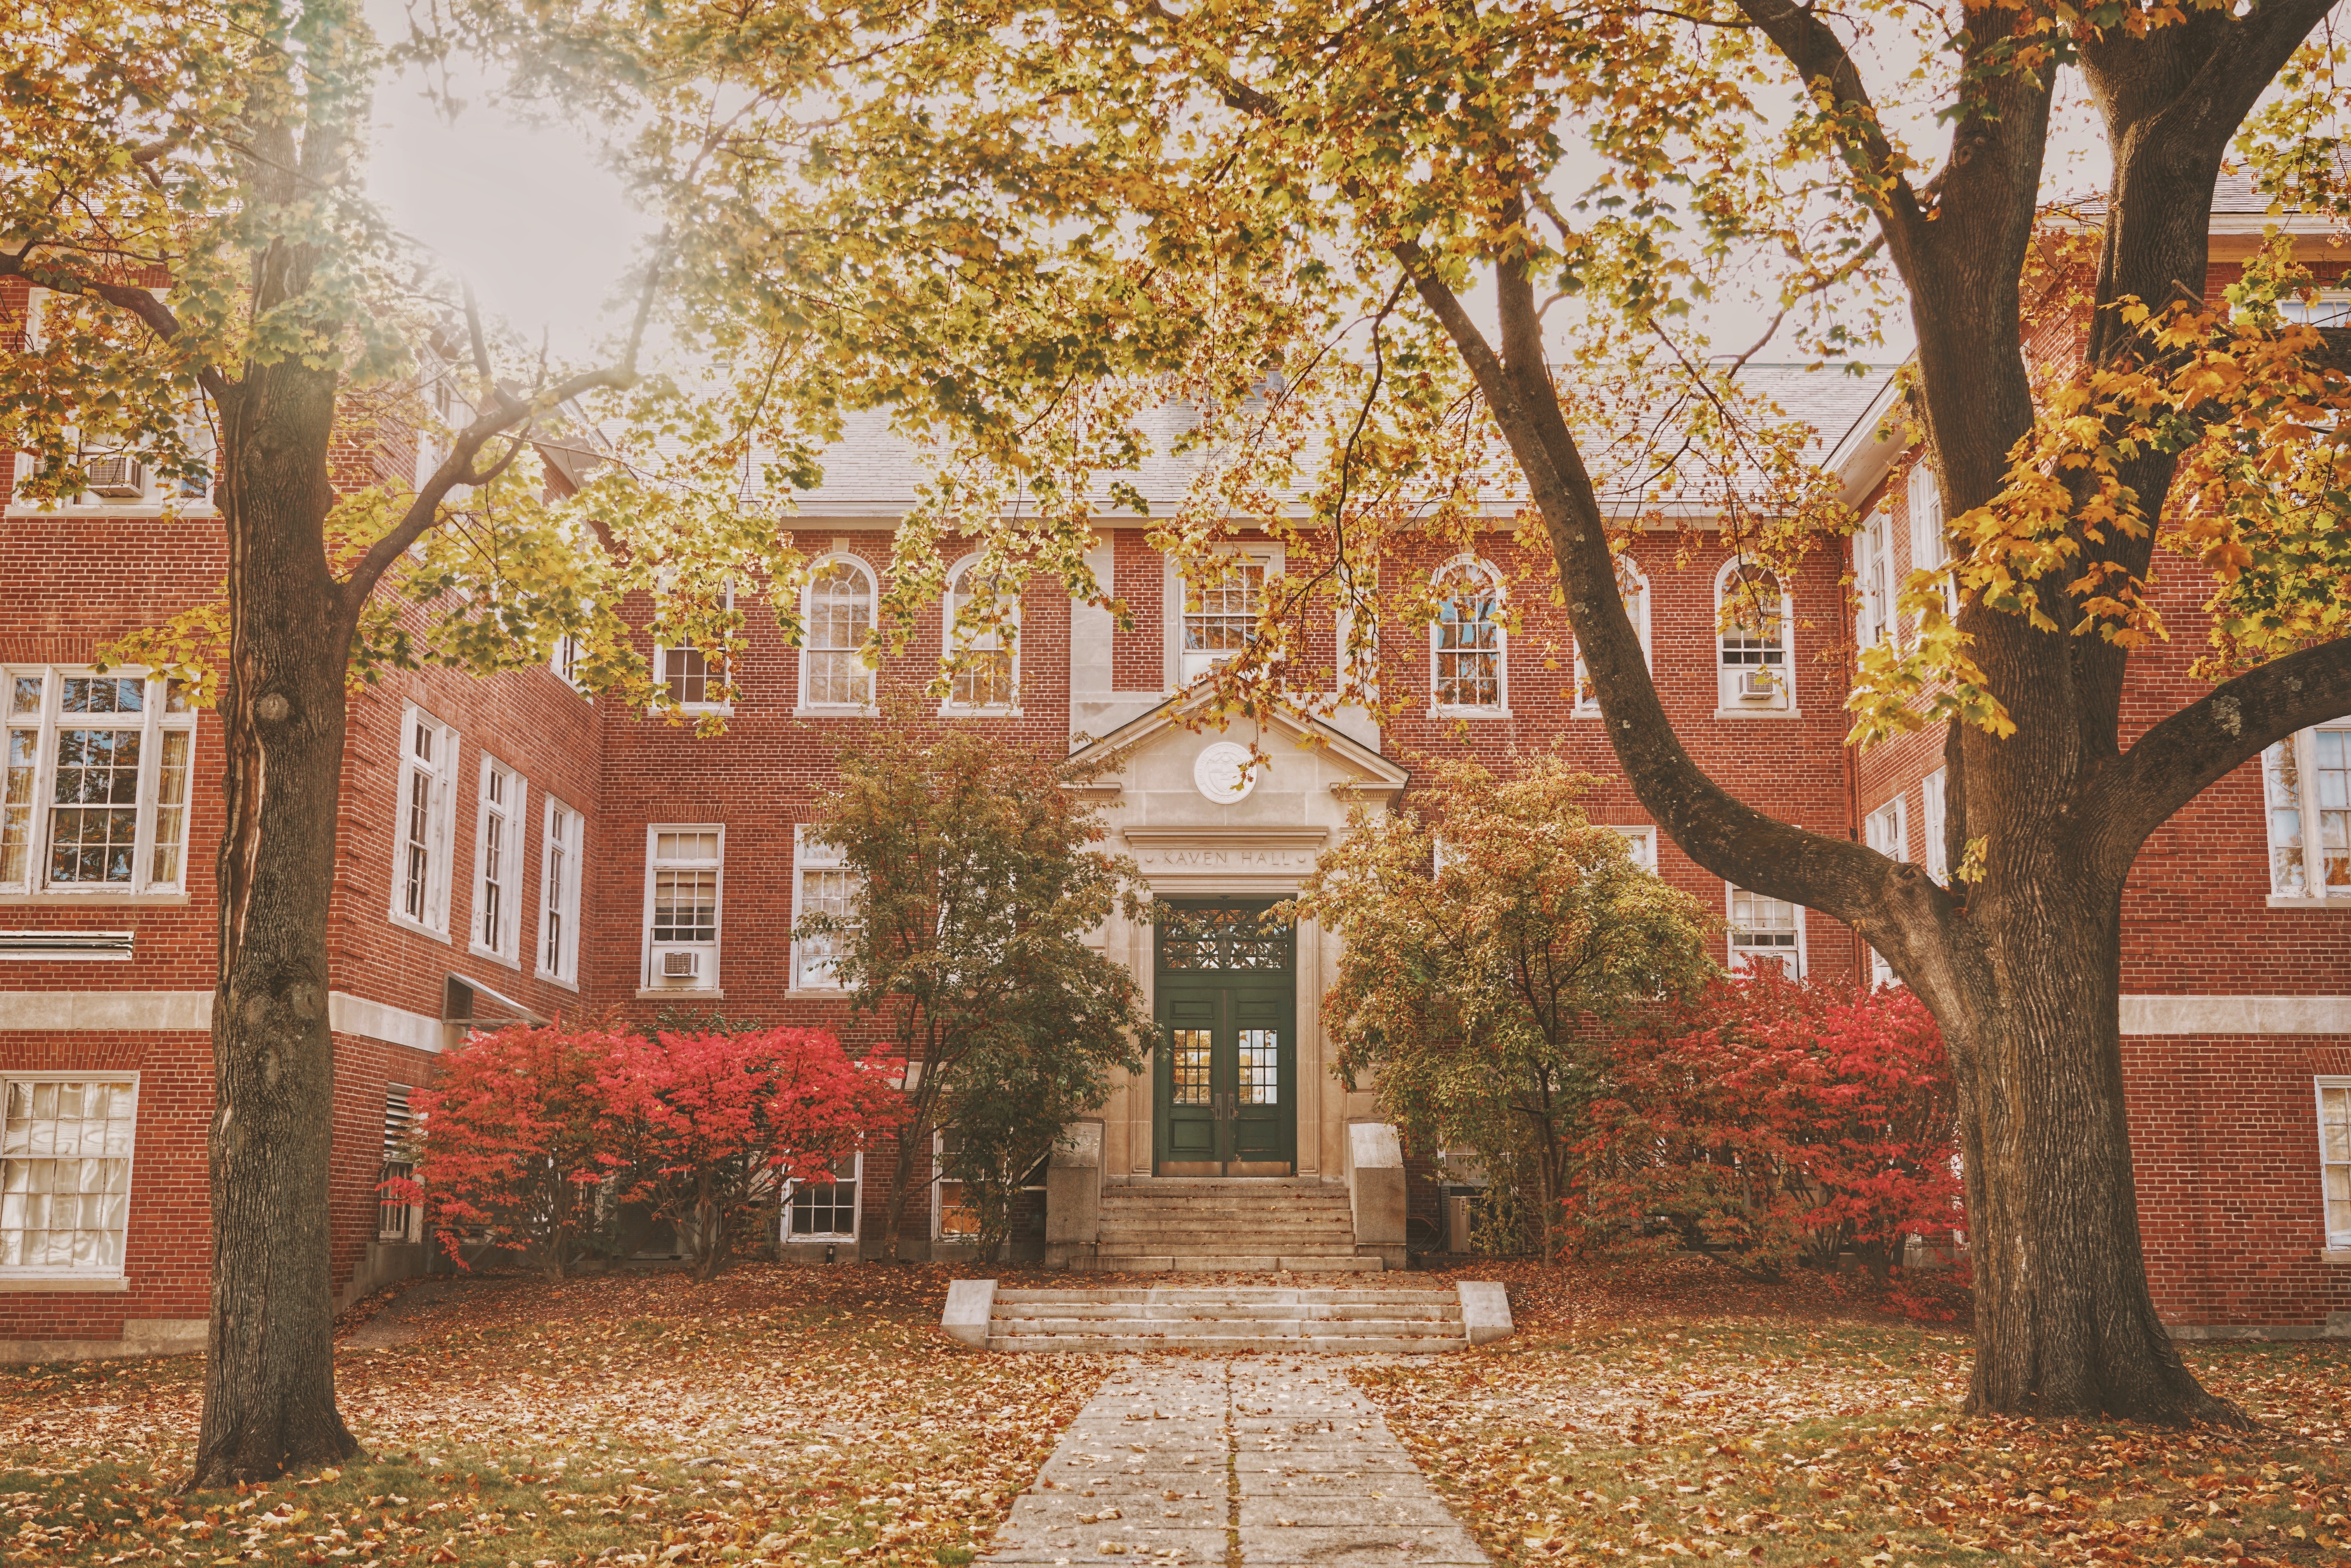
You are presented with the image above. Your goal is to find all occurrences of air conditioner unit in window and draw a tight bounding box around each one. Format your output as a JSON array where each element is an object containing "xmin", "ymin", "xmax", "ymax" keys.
[
  {"xmin": 661, "ymin": 950, "xmax": 700, "ymax": 979},
  {"xmin": 1737, "ymin": 668, "xmax": 1778, "ymax": 701},
  {"xmin": 86, "ymin": 455, "xmax": 148, "ymax": 498}
]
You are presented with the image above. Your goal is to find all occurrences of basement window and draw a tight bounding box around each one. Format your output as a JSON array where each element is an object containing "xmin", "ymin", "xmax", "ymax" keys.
[{"xmin": 0, "ymin": 1076, "xmax": 137, "ymax": 1279}]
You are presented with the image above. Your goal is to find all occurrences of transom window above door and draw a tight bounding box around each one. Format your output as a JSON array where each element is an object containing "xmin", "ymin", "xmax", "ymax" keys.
[{"xmin": 1154, "ymin": 903, "xmax": 1293, "ymax": 971}]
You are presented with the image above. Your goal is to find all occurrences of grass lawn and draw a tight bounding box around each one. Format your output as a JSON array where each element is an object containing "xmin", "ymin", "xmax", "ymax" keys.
[
  {"xmin": 0, "ymin": 1263, "xmax": 1109, "ymax": 1568},
  {"xmin": 1360, "ymin": 1259, "xmax": 2351, "ymax": 1568}
]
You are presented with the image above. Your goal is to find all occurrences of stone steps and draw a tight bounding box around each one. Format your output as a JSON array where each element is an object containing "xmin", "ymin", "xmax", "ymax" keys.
[
  {"xmin": 1081, "ymin": 1176, "xmax": 1369, "ymax": 1274},
  {"xmin": 981, "ymin": 1285, "xmax": 1474, "ymax": 1352}
]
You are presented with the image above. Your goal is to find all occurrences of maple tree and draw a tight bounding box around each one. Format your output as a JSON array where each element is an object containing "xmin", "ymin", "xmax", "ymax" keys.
[
  {"xmin": 1294, "ymin": 757, "xmax": 1715, "ymax": 1262},
  {"xmin": 796, "ymin": 727, "xmax": 1154, "ymax": 1261},
  {"xmin": 598, "ymin": 1025, "xmax": 907, "ymax": 1281},
  {"xmin": 1571, "ymin": 974, "xmax": 1964, "ymax": 1283},
  {"xmin": 445, "ymin": 0, "xmax": 2351, "ymax": 1422}
]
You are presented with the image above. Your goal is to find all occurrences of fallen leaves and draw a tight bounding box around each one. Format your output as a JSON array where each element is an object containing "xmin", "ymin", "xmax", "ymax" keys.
[
  {"xmin": 1353, "ymin": 1280, "xmax": 2351, "ymax": 1568},
  {"xmin": 0, "ymin": 1262, "xmax": 1112, "ymax": 1568}
]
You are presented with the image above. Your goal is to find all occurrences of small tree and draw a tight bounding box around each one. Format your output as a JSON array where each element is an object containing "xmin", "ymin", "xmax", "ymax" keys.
[
  {"xmin": 1294, "ymin": 756, "xmax": 1716, "ymax": 1259},
  {"xmin": 599, "ymin": 1025, "xmax": 906, "ymax": 1281},
  {"xmin": 392, "ymin": 1024, "xmax": 620, "ymax": 1277},
  {"xmin": 1573, "ymin": 974, "xmax": 1964, "ymax": 1280},
  {"xmin": 799, "ymin": 728, "xmax": 1154, "ymax": 1260}
]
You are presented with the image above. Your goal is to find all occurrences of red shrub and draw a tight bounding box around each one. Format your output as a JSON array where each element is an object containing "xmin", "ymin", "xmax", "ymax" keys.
[{"xmin": 1569, "ymin": 973, "xmax": 1964, "ymax": 1279}]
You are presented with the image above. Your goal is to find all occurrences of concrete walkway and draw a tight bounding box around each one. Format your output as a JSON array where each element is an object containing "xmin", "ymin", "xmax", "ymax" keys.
[{"xmin": 982, "ymin": 1356, "xmax": 1488, "ymax": 1566}]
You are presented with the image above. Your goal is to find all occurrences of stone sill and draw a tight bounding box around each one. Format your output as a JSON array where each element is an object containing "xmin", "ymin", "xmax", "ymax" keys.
[
  {"xmin": 636, "ymin": 987, "xmax": 723, "ymax": 1001},
  {"xmin": 2321, "ymin": 1248, "xmax": 2351, "ymax": 1265},
  {"xmin": 2266, "ymin": 896, "xmax": 2351, "ymax": 911},
  {"xmin": 0, "ymin": 1274, "xmax": 129, "ymax": 1293},
  {"xmin": 1711, "ymin": 705, "xmax": 1803, "ymax": 720},
  {"xmin": 0, "ymin": 892, "xmax": 189, "ymax": 907},
  {"xmin": 1427, "ymin": 707, "xmax": 1513, "ymax": 721}
]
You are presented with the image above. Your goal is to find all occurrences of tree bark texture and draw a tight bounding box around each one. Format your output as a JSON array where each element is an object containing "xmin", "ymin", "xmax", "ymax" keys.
[
  {"xmin": 1391, "ymin": 0, "xmax": 2351, "ymax": 1422},
  {"xmin": 190, "ymin": 346, "xmax": 362, "ymax": 1484}
]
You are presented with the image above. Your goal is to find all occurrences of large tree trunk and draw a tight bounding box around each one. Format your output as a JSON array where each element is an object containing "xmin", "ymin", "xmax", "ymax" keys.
[
  {"xmin": 188, "ymin": 344, "xmax": 363, "ymax": 1487},
  {"xmin": 1932, "ymin": 852, "xmax": 2238, "ymax": 1421}
]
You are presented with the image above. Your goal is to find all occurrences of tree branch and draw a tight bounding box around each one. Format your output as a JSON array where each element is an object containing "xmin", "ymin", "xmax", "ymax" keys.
[
  {"xmin": 1391, "ymin": 228, "xmax": 1903, "ymax": 932},
  {"xmin": 1728, "ymin": 0, "xmax": 1927, "ymax": 254},
  {"xmin": 0, "ymin": 253, "xmax": 232, "ymax": 401},
  {"xmin": 2089, "ymin": 640, "xmax": 2351, "ymax": 868}
]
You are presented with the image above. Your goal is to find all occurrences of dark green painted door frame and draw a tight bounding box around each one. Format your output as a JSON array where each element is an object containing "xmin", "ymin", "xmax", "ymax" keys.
[{"xmin": 1151, "ymin": 901, "xmax": 1297, "ymax": 1175}]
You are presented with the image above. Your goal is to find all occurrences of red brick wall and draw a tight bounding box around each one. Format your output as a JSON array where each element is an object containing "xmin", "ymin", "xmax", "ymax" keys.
[{"xmin": 2123, "ymin": 1034, "xmax": 2351, "ymax": 1330}]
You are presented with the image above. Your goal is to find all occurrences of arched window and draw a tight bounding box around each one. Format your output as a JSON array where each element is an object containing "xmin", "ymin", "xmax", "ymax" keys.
[
  {"xmin": 800, "ymin": 556, "xmax": 876, "ymax": 711},
  {"xmin": 942, "ymin": 558, "xmax": 1018, "ymax": 712},
  {"xmin": 1716, "ymin": 558, "xmax": 1791, "ymax": 712},
  {"xmin": 1574, "ymin": 552, "xmax": 1650, "ymax": 715},
  {"xmin": 1430, "ymin": 557, "xmax": 1506, "ymax": 714}
]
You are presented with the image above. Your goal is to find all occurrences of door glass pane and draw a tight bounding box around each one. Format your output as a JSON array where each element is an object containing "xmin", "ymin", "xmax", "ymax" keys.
[
  {"xmin": 1237, "ymin": 1028, "xmax": 1279, "ymax": 1106},
  {"xmin": 1171, "ymin": 1029, "xmax": 1212, "ymax": 1106}
]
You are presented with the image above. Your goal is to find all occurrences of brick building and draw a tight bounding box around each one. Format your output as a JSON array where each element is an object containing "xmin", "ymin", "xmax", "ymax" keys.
[{"xmin": 3, "ymin": 187, "xmax": 2346, "ymax": 1358}]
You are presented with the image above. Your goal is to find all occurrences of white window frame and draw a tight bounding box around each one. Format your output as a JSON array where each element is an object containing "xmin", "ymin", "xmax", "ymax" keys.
[
  {"xmin": 655, "ymin": 582, "xmax": 737, "ymax": 716},
  {"xmin": 791, "ymin": 826, "xmax": 858, "ymax": 991},
  {"xmin": 1713, "ymin": 557, "xmax": 1796, "ymax": 716},
  {"xmin": 1921, "ymin": 768, "xmax": 1949, "ymax": 886},
  {"xmin": 797, "ymin": 554, "xmax": 878, "ymax": 715},
  {"xmin": 1726, "ymin": 885, "xmax": 1806, "ymax": 978},
  {"xmin": 1, "ymin": 668, "xmax": 199, "ymax": 900},
  {"xmin": 537, "ymin": 796, "xmax": 583, "ymax": 987},
  {"xmin": 411, "ymin": 346, "xmax": 463, "ymax": 496},
  {"xmin": 783, "ymin": 1150, "xmax": 863, "ymax": 1242},
  {"xmin": 1854, "ymin": 506, "xmax": 1893, "ymax": 649},
  {"xmin": 0, "ymin": 1072, "xmax": 139, "ymax": 1282},
  {"xmin": 469, "ymin": 756, "xmax": 526, "ymax": 967},
  {"xmin": 642, "ymin": 825, "xmax": 724, "ymax": 993},
  {"xmin": 940, "ymin": 554, "xmax": 1020, "ymax": 715},
  {"xmin": 1864, "ymin": 796, "xmax": 1909, "ymax": 987},
  {"xmin": 1171, "ymin": 545, "xmax": 1283, "ymax": 687},
  {"xmin": 2319, "ymin": 1077, "xmax": 2351, "ymax": 1251},
  {"xmin": 933, "ymin": 1129, "xmax": 980, "ymax": 1244},
  {"xmin": 2281, "ymin": 290, "xmax": 2351, "ymax": 328},
  {"xmin": 1909, "ymin": 462, "xmax": 1959, "ymax": 617},
  {"xmin": 550, "ymin": 628, "xmax": 588, "ymax": 693},
  {"xmin": 1608, "ymin": 824, "xmax": 1657, "ymax": 872},
  {"xmin": 1573, "ymin": 554, "xmax": 1652, "ymax": 717},
  {"xmin": 7, "ymin": 291, "xmax": 216, "ymax": 519},
  {"xmin": 2263, "ymin": 723, "xmax": 2351, "ymax": 907},
  {"xmin": 389, "ymin": 705, "xmax": 460, "ymax": 940},
  {"xmin": 1429, "ymin": 555, "xmax": 1510, "ymax": 717}
]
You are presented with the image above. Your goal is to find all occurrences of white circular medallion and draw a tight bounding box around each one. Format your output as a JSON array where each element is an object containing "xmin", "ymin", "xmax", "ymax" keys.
[{"xmin": 1193, "ymin": 741, "xmax": 1261, "ymax": 805}]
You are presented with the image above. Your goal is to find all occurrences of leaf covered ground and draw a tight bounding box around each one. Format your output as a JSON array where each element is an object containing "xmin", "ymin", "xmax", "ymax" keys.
[
  {"xmin": 0, "ymin": 1263, "xmax": 1109, "ymax": 1568},
  {"xmin": 1354, "ymin": 1259, "xmax": 2351, "ymax": 1568}
]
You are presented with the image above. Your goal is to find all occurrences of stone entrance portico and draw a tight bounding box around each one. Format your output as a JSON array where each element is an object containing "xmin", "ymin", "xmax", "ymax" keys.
[{"xmin": 1047, "ymin": 703, "xmax": 1413, "ymax": 1267}]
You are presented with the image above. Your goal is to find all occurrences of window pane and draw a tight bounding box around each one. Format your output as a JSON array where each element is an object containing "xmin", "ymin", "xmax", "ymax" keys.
[
  {"xmin": 2316, "ymin": 729, "xmax": 2349, "ymax": 894},
  {"xmin": 0, "ymin": 1079, "xmax": 136, "ymax": 1272},
  {"xmin": 653, "ymin": 868, "xmax": 718, "ymax": 943},
  {"xmin": 1183, "ymin": 559, "xmax": 1265, "ymax": 654},
  {"xmin": 9, "ymin": 676, "xmax": 40, "ymax": 716},
  {"xmin": 49, "ymin": 730, "xmax": 141, "ymax": 884},
  {"xmin": 1721, "ymin": 567, "xmax": 1785, "ymax": 666},
  {"xmin": 663, "ymin": 646, "xmax": 710, "ymax": 705},
  {"xmin": 402, "ymin": 766, "xmax": 434, "ymax": 920},
  {"xmin": 1434, "ymin": 564, "xmax": 1501, "ymax": 708},
  {"xmin": 2265, "ymin": 741, "xmax": 2309, "ymax": 895},
  {"xmin": 1171, "ymin": 1028, "xmax": 1212, "ymax": 1106},
  {"xmin": 60, "ymin": 676, "xmax": 141, "ymax": 715},
  {"xmin": 1238, "ymin": 1028, "xmax": 1280, "ymax": 1106},
  {"xmin": 149, "ymin": 730, "xmax": 190, "ymax": 886},
  {"xmin": 808, "ymin": 563, "xmax": 874, "ymax": 705},
  {"xmin": 1, "ymin": 728, "xmax": 33, "ymax": 885}
]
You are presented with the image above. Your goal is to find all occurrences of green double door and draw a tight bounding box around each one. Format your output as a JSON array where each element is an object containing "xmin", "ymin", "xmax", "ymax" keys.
[{"xmin": 1152, "ymin": 902, "xmax": 1297, "ymax": 1176}]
